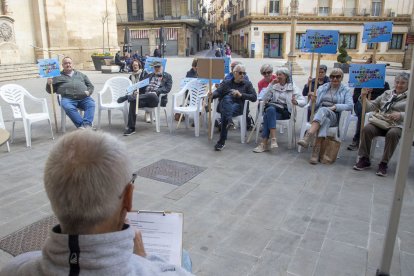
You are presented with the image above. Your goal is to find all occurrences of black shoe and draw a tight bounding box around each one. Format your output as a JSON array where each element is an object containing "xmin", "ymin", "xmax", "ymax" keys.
[
  {"xmin": 123, "ymin": 128, "xmax": 135, "ymax": 136},
  {"xmin": 214, "ymin": 141, "xmax": 225, "ymax": 151},
  {"xmin": 347, "ymin": 140, "xmax": 359, "ymax": 151},
  {"xmin": 117, "ymin": 95, "xmax": 128, "ymax": 103},
  {"xmin": 376, "ymin": 162, "xmax": 388, "ymax": 177},
  {"xmin": 226, "ymin": 120, "xmax": 235, "ymax": 130}
]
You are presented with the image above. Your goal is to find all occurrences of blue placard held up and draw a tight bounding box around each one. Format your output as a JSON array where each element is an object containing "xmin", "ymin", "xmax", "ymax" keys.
[
  {"xmin": 304, "ymin": 30, "xmax": 339, "ymax": 54},
  {"xmin": 144, "ymin": 57, "xmax": 167, "ymax": 73},
  {"xmin": 348, "ymin": 64, "xmax": 386, "ymax": 88},
  {"xmin": 362, "ymin": 21, "xmax": 393, "ymax": 43},
  {"xmin": 126, "ymin": 78, "xmax": 150, "ymax": 95},
  {"xmin": 38, "ymin": 59, "xmax": 60, "ymax": 78}
]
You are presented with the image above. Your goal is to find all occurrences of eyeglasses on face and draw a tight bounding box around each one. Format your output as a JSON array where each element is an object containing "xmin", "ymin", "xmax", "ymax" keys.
[
  {"xmin": 330, "ymin": 75, "xmax": 342, "ymax": 79},
  {"xmin": 262, "ymin": 71, "xmax": 272, "ymax": 75},
  {"xmin": 236, "ymin": 71, "xmax": 246, "ymax": 76}
]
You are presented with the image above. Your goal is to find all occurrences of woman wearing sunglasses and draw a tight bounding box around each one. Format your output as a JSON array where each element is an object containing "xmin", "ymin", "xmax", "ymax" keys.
[
  {"xmin": 253, "ymin": 67, "xmax": 306, "ymax": 153},
  {"xmin": 297, "ymin": 68, "xmax": 353, "ymax": 164}
]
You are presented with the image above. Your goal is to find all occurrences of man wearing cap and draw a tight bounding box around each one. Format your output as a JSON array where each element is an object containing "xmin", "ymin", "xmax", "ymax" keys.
[{"xmin": 123, "ymin": 61, "xmax": 172, "ymax": 136}]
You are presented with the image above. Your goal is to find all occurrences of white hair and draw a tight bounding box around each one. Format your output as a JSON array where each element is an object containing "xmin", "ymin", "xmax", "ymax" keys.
[
  {"xmin": 44, "ymin": 130, "xmax": 132, "ymax": 233},
  {"xmin": 260, "ymin": 64, "xmax": 273, "ymax": 74},
  {"xmin": 233, "ymin": 64, "xmax": 246, "ymax": 72}
]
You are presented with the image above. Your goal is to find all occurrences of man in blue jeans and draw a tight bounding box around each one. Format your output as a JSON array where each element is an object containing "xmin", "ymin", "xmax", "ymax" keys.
[
  {"xmin": 46, "ymin": 57, "xmax": 95, "ymax": 129},
  {"xmin": 208, "ymin": 64, "xmax": 257, "ymax": 151}
]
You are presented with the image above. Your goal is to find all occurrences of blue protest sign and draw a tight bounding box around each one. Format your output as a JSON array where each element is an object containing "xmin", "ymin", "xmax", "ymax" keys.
[
  {"xmin": 300, "ymin": 35, "xmax": 309, "ymax": 53},
  {"xmin": 198, "ymin": 78, "xmax": 222, "ymax": 84},
  {"xmin": 144, "ymin": 57, "xmax": 167, "ymax": 73},
  {"xmin": 348, "ymin": 64, "xmax": 386, "ymax": 88},
  {"xmin": 304, "ymin": 30, "xmax": 339, "ymax": 54},
  {"xmin": 224, "ymin": 57, "xmax": 231, "ymax": 75},
  {"xmin": 37, "ymin": 59, "xmax": 60, "ymax": 78},
  {"xmin": 126, "ymin": 78, "xmax": 150, "ymax": 94},
  {"xmin": 362, "ymin": 21, "xmax": 393, "ymax": 43}
]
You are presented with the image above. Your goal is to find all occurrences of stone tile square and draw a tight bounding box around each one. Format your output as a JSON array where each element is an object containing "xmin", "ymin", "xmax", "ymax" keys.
[
  {"xmin": 249, "ymin": 250, "xmax": 291, "ymax": 276},
  {"xmin": 136, "ymin": 159, "xmax": 206, "ymax": 186},
  {"xmin": 287, "ymin": 248, "xmax": 319, "ymax": 276},
  {"xmin": 314, "ymin": 239, "xmax": 367, "ymax": 276},
  {"xmin": 326, "ymin": 216, "xmax": 370, "ymax": 247},
  {"xmin": 299, "ymin": 230, "xmax": 325, "ymax": 253},
  {"xmin": 367, "ymin": 232, "xmax": 401, "ymax": 275}
]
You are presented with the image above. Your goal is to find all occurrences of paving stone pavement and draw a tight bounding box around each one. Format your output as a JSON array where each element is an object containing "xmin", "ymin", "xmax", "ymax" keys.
[{"xmin": 0, "ymin": 53, "xmax": 413, "ymax": 275}]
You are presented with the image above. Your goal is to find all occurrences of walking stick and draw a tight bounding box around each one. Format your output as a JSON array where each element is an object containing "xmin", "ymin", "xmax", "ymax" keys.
[
  {"xmin": 135, "ymin": 91, "xmax": 140, "ymax": 115},
  {"xmin": 307, "ymin": 52, "xmax": 315, "ymax": 101},
  {"xmin": 359, "ymin": 90, "xmax": 368, "ymax": 145},
  {"xmin": 208, "ymin": 59, "xmax": 213, "ymax": 140},
  {"xmin": 310, "ymin": 53, "xmax": 321, "ymax": 121},
  {"xmin": 49, "ymin": 83, "xmax": 58, "ymax": 133}
]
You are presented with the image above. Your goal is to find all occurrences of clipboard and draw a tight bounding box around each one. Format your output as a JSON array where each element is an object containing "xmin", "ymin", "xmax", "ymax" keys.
[{"xmin": 127, "ymin": 210, "xmax": 183, "ymax": 267}]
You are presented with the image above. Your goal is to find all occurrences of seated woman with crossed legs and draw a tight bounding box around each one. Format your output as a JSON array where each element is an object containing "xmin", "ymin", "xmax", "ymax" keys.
[
  {"xmin": 253, "ymin": 67, "xmax": 306, "ymax": 153},
  {"xmin": 297, "ymin": 68, "xmax": 353, "ymax": 164}
]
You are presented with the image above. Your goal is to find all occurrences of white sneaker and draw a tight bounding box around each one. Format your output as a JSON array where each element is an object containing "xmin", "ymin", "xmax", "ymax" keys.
[
  {"xmin": 253, "ymin": 143, "xmax": 268, "ymax": 153},
  {"xmin": 271, "ymin": 138, "xmax": 278, "ymax": 148}
]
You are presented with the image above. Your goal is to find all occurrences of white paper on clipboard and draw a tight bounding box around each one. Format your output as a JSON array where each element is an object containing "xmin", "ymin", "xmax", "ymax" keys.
[{"xmin": 127, "ymin": 211, "xmax": 183, "ymax": 267}]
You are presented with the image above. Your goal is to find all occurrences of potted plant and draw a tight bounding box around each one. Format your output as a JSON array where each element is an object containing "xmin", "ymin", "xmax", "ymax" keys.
[
  {"xmin": 334, "ymin": 38, "xmax": 352, "ymax": 73},
  {"xmin": 91, "ymin": 52, "xmax": 113, "ymax": 71}
]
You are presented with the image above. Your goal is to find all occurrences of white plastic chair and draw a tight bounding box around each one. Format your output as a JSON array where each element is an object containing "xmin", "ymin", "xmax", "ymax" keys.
[
  {"xmin": 0, "ymin": 106, "xmax": 10, "ymax": 152},
  {"xmin": 57, "ymin": 94, "xmax": 85, "ymax": 133},
  {"xmin": 297, "ymin": 103, "xmax": 341, "ymax": 153},
  {"xmin": 254, "ymin": 100, "xmax": 296, "ymax": 149},
  {"xmin": 170, "ymin": 79, "xmax": 208, "ymax": 136},
  {"xmin": 341, "ymin": 110, "xmax": 358, "ymax": 141},
  {"xmin": 142, "ymin": 93, "xmax": 169, "ymax": 133},
  {"xmin": 97, "ymin": 76, "xmax": 131, "ymax": 129},
  {"xmin": 210, "ymin": 98, "xmax": 250, "ymax": 144},
  {"xmin": 0, "ymin": 84, "xmax": 54, "ymax": 148}
]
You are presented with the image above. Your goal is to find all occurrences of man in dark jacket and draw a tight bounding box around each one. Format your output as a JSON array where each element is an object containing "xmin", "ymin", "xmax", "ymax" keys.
[
  {"xmin": 123, "ymin": 61, "xmax": 172, "ymax": 135},
  {"xmin": 208, "ymin": 64, "xmax": 257, "ymax": 151},
  {"xmin": 46, "ymin": 57, "xmax": 95, "ymax": 128}
]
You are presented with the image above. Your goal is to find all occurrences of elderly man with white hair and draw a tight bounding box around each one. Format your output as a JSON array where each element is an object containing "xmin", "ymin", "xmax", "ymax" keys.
[
  {"xmin": 208, "ymin": 64, "xmax": 257, "ymax": 151},
  {"xmin": 0, "ymin": 130, "xmax": 194, "ymax": 276}
]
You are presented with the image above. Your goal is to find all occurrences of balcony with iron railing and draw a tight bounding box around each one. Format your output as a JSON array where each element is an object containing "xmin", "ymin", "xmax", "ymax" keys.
[
  {"xmin": 311, "ymin": 7, "xmax": 401, "ymax": 17},
  {"xmin": 117, "ymin": 12, "xmax": 201, "ymax": 23}
]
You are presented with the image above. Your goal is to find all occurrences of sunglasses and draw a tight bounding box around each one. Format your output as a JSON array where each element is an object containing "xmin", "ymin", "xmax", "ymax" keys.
[
  {"xmin": 236, "ymin": 71, "xmax": 246, "ymax": 76},
  {"xmin": 330, "ymin": 75, "xmax": 342, "ymax": 79},
  {"xmin": 262, "ymin": 71, "xmax": 272, "ymax": 75}
]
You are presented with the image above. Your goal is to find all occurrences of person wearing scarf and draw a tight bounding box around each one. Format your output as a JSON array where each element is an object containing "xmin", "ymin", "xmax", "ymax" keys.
[
  {"xmin": 353, "ymin": 72, "xmax": 410, "ymax": 177},
  {"xmin": 253, "ymin": 67, "xmax": 306, "ymax": 153}
]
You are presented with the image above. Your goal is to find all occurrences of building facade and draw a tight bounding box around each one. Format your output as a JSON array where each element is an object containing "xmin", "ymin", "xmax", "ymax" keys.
[
  {"xmin": 210, "ymin": 0, "xmax": 413, "ymax": 63},
  {"xmin": 116, "ymin": 0, "xmax": 207, "ymax": 57},
  {"xmin": 0, "ymin": 0, "xmax": 119, "ymax": 69}
]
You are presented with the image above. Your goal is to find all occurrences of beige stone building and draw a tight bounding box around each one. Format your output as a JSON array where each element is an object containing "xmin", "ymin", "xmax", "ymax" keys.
[
  {"xmin": 115, "ymin": 0, "xmax": 206, "ymax": 57},
  {"xmin": 210, "ymin": 0, "xmax": 413, "ymax": 63},
  {"xmin": 0, "ymin": 0, "xmax": 119, "ymax": 70}
]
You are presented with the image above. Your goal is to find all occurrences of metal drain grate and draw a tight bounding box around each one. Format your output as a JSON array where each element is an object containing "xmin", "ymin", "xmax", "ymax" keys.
[
  {"xmin": 137, "ymin": 159, "xmax": 206, "ymax": 186},
  {"xmin": 0, "ymin": 215, "xmax": 58, "ymax": 256}
]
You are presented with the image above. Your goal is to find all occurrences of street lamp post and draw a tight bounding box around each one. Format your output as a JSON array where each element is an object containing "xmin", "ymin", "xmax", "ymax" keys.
[{"xmin": 284, "ymin": 0, "xmax": 304, "ymax": 75}]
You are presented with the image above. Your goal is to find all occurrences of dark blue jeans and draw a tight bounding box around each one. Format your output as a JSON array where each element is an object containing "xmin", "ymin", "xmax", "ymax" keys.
[
  {"xmin": 218, "ymin": 95, "xmax": 242, "ymax": 143},
  {"xmin": 261, "ymin": 105, "xmax": 290, "ymax": 139},
  {"xmin": 61, "ymin": 97, "xmax": 95, "ymax": 127}
]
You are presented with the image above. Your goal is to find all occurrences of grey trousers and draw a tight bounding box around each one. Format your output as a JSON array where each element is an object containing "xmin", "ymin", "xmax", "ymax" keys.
[
  {"xmin": 313, "ymin": 107, "xmax": 338, "ymax": 137},
  {"xmin": 358, "ymin": 123, "xmax": 402, "ymax": 163}
]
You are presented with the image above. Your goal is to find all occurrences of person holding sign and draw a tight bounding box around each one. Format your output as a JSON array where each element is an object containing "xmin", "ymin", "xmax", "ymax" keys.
[
  {"xmin": 46, "ymin": 57, "xmax": 95, "ymax": 129},
  {"xmin": 302, "ymin": 65, "xmax": 330, "ymax": 97},
  {"xmin": 208, "ymin": 64, "xmax": 257, "ymax": 151},
  {"xmin": 122, "ymin": 61, "xmax": 172, "ymax": 136},
  {"xmin": 253, "ymin": 68, "xmax": 305, "ymax": 153},
  {"xmin": 347, "ymin": 58, "xmax": 390, "ymax": 151},
  {"xmin": 0, "ymin": 130, "xmax": 194, "ymax": 275},
  {"xmin": 353, "ymin": 72, "xmax": 410, "ymax": 177},
  {"xmin": 297, "ymin": 68, "xmax": 353, "ymax": 164}
]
